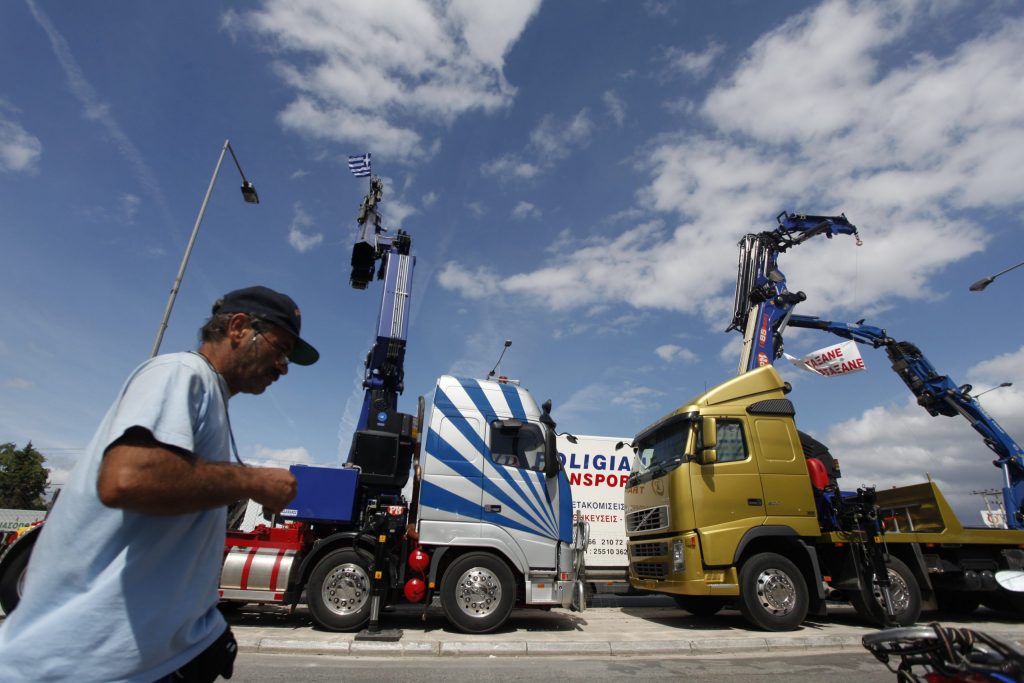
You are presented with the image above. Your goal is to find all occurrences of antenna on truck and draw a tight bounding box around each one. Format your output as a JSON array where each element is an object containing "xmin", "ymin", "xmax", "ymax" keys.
[{"xmin": 488, "ymin": 339, "xmax": 512, "ymax": 379}]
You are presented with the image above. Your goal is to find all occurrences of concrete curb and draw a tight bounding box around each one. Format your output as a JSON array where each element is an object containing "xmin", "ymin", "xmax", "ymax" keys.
[{"xmin": 243, "ymin": 632, "xmax": 1005, "ymax": 658}]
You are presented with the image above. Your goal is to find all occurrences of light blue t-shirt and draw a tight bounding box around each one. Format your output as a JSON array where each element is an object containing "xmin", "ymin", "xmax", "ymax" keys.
[{"xmin": 0, "ymin": 352, "xmax": 233, "ymax": 682}]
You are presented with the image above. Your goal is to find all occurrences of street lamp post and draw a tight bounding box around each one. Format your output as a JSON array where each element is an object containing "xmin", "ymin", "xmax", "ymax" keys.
[
  {"xmin": 150, "ymin": 139, "xmax": 259, "ymax": 358},
  {"xmin": 970, "ymin": 260, "xmax": 1024, "ymax": 292}
]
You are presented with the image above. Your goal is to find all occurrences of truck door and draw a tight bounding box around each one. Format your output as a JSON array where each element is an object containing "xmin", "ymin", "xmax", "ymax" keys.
[
  {"xmin": 484, "ymin": 417, "xmax": 563, "ymax": 570},
  {"xmin": 419, "ymin": 414, "xmax": 485, "ymax": 527},
  {"xmin": 751, "ymin": 418, "xmax": 817, "ymax": 522},
  {"xmin": 689, "ymin": 418, "xmax": 767, "ymax": 566}
]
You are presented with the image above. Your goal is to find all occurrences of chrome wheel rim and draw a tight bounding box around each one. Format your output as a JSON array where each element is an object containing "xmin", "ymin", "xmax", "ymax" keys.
[
  {"xmin": 453, "ymin": 567, "xmax": 502, "ymax": 619},
  {"xmin": 873, "ymin": 568, "xmax": 911, "ymax": 614},
  {"xmin": 320, "ymin": 562, "xmax": 370, "ymax": 617},
  {"xmin": 754, "ymin": 568, "xmax": 798, "ymax": 616}
]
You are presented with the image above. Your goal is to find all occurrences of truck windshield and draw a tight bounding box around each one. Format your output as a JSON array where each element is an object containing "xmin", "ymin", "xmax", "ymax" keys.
[{"xmin": 631, "ymin": 419, "xmax": 693, "ymax": 475}]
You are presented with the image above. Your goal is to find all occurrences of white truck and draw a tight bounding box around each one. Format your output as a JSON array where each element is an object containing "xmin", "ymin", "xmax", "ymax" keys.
[{"xmin": 558, "ymin": 434, "xmax": 631, "ymax": 591}]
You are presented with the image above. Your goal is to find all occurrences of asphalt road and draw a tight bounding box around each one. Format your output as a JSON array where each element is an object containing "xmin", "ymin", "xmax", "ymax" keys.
[{"xmin": 231, "ymin": 651, "xmax": 898, "ymax": 682}]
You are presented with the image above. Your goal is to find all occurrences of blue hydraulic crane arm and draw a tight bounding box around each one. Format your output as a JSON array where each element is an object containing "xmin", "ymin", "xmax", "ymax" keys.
[
  {"xmin": 728, "ymin": 212, "xmax": 861, "ymax": 373},
  {"xmin": 348, "ymin": 176, "xmax": 416, "ymax": 434},
  {"xmin": 787, "ymin": 314, "xmax": 1024, "ymax": 530}
]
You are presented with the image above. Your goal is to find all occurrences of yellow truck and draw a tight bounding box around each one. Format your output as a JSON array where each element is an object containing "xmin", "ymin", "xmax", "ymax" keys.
[{"xmin": 623, "ymin": 366, "xmax": 1024, "ymax": 631}]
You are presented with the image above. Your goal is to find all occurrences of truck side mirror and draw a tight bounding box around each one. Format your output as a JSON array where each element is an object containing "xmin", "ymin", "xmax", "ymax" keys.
[
  {"xmin": 701, "ymin": 416, "xmax": 718, "ymax": 465},
  {"xmin": 539, "ymin": 399, "xmax": 561, "ymax": 479},
  {"xmin": 702, "ymin": 417, "xmax": 717, "ymax": 448},
  {"xmin": 544, "ymin": 429, "xmax": 560, "ymax": 479}
]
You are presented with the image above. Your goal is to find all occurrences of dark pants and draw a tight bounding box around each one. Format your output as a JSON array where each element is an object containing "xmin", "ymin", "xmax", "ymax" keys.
[{"xmin": 153, "ymin": 627, "xmax": 237, "ymax": 683}]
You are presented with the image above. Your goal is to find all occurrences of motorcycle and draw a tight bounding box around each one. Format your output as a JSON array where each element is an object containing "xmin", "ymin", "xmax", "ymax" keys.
[{"xmin": 863, "ymin": 622, "xmax": 1024, "ymax": 682}]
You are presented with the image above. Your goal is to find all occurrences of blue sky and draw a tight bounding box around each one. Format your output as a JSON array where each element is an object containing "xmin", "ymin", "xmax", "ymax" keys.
[{"xmin": 2, "ymin": 0, "xmax": 1022, "ymax": 522}]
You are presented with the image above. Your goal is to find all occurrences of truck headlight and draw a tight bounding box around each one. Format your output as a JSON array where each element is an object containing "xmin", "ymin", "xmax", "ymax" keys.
[{"xmin": 671, "ymin": 539, "xmax": 684, "ymax": 573}]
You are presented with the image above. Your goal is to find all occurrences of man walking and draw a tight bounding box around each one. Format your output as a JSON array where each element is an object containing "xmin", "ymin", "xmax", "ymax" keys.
[{"xmin": 0, "ymin": 286, "xmax": 319, "ymax": 682}]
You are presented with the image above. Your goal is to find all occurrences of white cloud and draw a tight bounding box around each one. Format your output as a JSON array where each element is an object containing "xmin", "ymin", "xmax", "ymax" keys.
[
  {"xmin": 718, "ymin": 335, "xmax": 744, "ymax": 366},
  {"xmin": 445, "ymin": 1, "xmax": 1024, "ymax": 325},
  {"xmin": 228, "ymin": 0, "xmax": 541, "ymax": 162},
  {"xmin": 437, "ymin": 262, "xmax": 501, "ymax": 300},
  {"xmin": 119, "ymin": 194, "xmax": 141, "ymax": 223},
  {"xmin": 643, "ymin": 1, "xmax": 674, "ymax": 18},
  {"xmin": 655, "ymin": 344, "xmax": 697, "ymax": 363},
  {"xmin": 662, "ymin": 97, "xmax": 696, "ymax": 115},
  {"xmin": 603, "ymin": 90, "xmax": 627, "ymax": 126},
  {"xmin": 441, "ymin": 219, "xmax": 682, "ymax": 312},
  {"xmin": 80, "ymin": 193, "xmax": 142, "ymax": 226},
  {"xmin": 610, "ymin": 386, "xmax": 663, "ymax": 410},
  {"xmin": 376, "ymin": 175, "xmax": 417, "ymax": 228},
  {"xmin": 480, "ymin": 154, "xmax": 542, "ymax": 179},
  {"xmin": 482, "ymin": 108, "xmax": 594, "ymax": 180},
  {"xmin": 422, "ymin": 191, "xmax": 438, "ymax": 208},
  {"xmin": 5, "ymin": 378, "xmax": 33, "ymax": 390},
  {"xmin": 662, "ymin": 41, "xmax": 724, "ymax": 79},
  {"xmin": 529, "ymin": 109, "xmax": 594, "ymax": 161},
  {"xmin": 287, "ymin": 202, "xmax": 324, "ymax": 253},
  {"xmin": 511, "ymin": 200, "xmax": 541, "ymax": 220},
  {"xmin": 466, "ymin": 201, "xmax": 486, "ymax": 218},
  {"xmin": 248, "ymin": 445, "xmax": 316, "ymax": 468},
  {"xmin": 557, "ymin": 382, "xmax": 664, "ymax": 431},
  {"xmin": 0, "ymin": 116, "xmax": 42, "ymax": 173}
]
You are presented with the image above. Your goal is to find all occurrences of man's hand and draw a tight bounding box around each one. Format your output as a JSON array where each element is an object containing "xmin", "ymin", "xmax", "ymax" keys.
[{"xmin": 249, "ymin": 468, "xmax": 297, "ymax": 514}]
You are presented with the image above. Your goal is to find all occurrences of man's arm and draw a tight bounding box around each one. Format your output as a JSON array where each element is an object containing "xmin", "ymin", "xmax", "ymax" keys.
[{"xmin": 97, "ymin": 427, "xmax": 296, "ymax": 515}]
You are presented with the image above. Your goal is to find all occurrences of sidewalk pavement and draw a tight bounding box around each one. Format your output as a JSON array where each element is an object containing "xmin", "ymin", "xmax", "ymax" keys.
[{"xmin": 226, "ymin": 597, "xmax": 1024, "ymax": 658}]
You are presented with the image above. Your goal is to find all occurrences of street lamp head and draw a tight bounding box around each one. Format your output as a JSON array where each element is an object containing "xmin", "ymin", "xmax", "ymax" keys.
[
  {"xmin": 969, "ymin": 276, "xmax": 994, "ymax": 292},
  {"xmin": 240, "ymin": 180, "xmax": 260, "ymax": 204},
  {"xmin": 970, "ymin": 260, "xmax": 1024, "ymax": 291}
]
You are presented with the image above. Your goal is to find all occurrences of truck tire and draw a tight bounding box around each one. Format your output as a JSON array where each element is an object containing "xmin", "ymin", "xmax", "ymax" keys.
[
  {"xmin": 849, "ymin": 556, "xmax": 921, "ymax": 627},
  {"xmin": 0, "ymin": 547, "xmax": 31, "ymax": 614},
  {"xmin": 306, "ymin": 548, "xmax": 374, "ymax": 632},
  {"xmin": 672, "ymin": 595, "xmax": 727, "ymax": 617},
  {"xmin": 440, "ymin": 552, "xmax": 515, "ymax": 634},
  {"xmin": 737, "ymin": 553, "xmax": 808, "ymax": 631}
]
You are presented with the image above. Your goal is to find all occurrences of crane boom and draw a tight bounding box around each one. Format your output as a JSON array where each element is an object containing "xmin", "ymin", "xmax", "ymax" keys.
[
  {"xmin": 729, "ymin": 211, "xmax": 860, "ymax": 373},
  {"xmin": 345, "ymin": 176, "xmax": 416, "ymax": 491},
  {"xmin": 726, "ymin": 211, "xmax": 1023, "ymax": 528}
]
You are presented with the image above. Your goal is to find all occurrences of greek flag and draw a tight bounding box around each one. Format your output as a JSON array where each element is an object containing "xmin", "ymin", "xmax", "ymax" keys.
[{"xmin": 348, "ymin": 153, "xmax": 371, "ymax": 178}]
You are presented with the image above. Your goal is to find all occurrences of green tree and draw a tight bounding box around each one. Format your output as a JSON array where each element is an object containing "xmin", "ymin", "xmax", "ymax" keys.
[{"xmin": 0, "ymin": 442, "xmax": 51, "ymax": 510}]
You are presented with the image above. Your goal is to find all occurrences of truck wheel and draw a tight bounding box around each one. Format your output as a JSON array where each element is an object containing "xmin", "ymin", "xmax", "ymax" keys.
[
  {"xmin": 672, "ymin": 595, "xmax": 727, "ymax": 617},
  {"xmin": 849, "ymin": 557, "xmax": 921, "ymax": 627},
  {"xmin": 935, "ymin": 591, "xmax": 981, "ymax": 616},
  {"xmin": 440, "ymin": 552, "xmax": 515, "ymax": 634},
  {"xmin": 306, "ymin": 548, "xmax": 374, "ymax": 632},
  {"xmin": 0, "ymin": 547, "xmax": 31, "ymax": 614},
  {"xmin": 738, "ymin": 553, "xmax": 808, "ymax": 631}
]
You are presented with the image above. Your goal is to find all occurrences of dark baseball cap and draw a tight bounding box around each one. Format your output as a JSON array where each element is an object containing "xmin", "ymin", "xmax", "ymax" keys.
[{"xmin": 212, "ymin": 286, "xmax": 319, "ymax": 366}]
